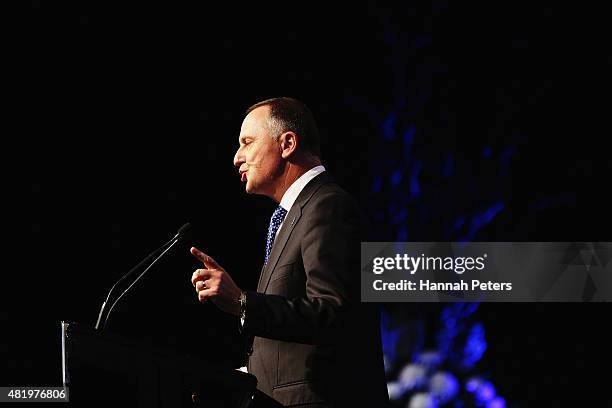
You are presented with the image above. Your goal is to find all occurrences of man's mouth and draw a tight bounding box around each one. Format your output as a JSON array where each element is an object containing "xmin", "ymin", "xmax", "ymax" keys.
[{"xmin": 240, "ymin": 170, "xmax": 247, "ymax": 182}]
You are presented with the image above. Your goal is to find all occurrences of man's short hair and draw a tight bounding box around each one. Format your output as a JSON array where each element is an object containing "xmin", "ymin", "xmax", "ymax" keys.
[{"xmin": 246, "ymin": 97, "xmax": 321, "ymax": 158}]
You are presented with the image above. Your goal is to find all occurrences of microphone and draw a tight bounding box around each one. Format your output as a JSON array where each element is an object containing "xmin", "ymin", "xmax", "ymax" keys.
[{"xmin": 94, "ymin": 223, "xmax": 192, "ymax": 331}]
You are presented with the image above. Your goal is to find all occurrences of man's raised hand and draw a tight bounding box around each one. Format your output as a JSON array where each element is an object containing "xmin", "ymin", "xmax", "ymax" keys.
[{"xmin": 190, "ymin": 247, "xmax": 242, "ymax": 316}]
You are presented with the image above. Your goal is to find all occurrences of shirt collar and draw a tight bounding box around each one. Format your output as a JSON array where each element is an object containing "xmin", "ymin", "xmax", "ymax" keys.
[{"xmin": 279, "ymin": 165, "xmax": 326, "ymax": 212}]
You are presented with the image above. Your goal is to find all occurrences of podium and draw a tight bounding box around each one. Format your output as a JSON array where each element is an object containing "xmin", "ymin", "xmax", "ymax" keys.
[{"xmin": 61, "ymin": 321, "xmax": 257, "ymax": 407}]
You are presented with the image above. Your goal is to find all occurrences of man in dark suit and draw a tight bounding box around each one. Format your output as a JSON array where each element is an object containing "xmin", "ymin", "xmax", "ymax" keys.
[{"xmin": 190, "ymin": 97, "xmax": 388, "ymax": 407}]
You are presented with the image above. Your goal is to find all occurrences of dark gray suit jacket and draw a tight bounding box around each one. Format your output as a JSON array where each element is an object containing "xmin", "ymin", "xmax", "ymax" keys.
[{"xmin": 243, "ymin": 172, "xmax": 388, "ymax": 407}]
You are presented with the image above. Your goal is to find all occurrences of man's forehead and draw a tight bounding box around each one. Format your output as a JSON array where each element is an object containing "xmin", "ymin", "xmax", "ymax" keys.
[
  {"xmin": 240, "ymin": 105, "xmax": 270, "ymax": 136},
  {"xmin": 244, "ymin": 105, "xmax": 270, "ymax": 124}
]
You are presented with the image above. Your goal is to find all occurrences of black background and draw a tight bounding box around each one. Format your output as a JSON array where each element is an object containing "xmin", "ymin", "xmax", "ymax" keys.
[{"xmin": 4, "ymin": 2, "xmax": 612, "ymax": 406}]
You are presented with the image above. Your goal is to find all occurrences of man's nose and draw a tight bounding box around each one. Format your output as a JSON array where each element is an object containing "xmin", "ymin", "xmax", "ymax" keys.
[{"xmin": 233, "ymin": 148, "xmax": 244, "ymax": 168}]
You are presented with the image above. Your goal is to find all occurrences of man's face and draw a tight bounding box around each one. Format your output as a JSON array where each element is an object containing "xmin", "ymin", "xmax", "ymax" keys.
[{"xmin": 233, "ymin": 106, "xmax": 283, "ymax": 196}]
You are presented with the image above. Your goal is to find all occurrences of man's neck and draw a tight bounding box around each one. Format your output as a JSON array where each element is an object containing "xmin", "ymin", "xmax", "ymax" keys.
[{"xmin": 270, "ymin": 159, "xmax": 321, "ymax": 203}]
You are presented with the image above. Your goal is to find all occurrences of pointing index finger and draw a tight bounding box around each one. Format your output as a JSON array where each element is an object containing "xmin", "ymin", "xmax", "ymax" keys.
[{"xmin": 190, "ymin": 247, "xmax": 221, "ymax": 269}]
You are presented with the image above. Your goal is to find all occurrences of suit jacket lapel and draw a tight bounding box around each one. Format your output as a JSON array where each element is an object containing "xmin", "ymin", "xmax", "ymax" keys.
[{"xmin": 256, "ymin": 172, "xmax": 333, "ymax": 293}]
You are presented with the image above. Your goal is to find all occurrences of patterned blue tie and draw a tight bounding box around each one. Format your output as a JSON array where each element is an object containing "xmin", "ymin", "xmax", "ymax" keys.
[{"xmin": 265, "ymin": 205, "xmax": 288, "ymax": 265}]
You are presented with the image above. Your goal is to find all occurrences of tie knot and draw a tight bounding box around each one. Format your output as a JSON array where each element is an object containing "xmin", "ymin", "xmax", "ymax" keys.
[{"xmin": 271, "ymin": 205, "xmax": 288, "ymax": 222}]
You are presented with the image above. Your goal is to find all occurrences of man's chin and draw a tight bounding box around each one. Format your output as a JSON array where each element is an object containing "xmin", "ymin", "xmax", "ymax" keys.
[{"xmin": 245, "ymin": 183, "xmax": 267, "ymax": 197}]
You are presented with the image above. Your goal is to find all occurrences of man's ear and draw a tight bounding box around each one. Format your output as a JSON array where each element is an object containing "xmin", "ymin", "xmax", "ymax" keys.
[{"xmin": 279, "ymin": 131, "xmax": 298, "ymax": 159}]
